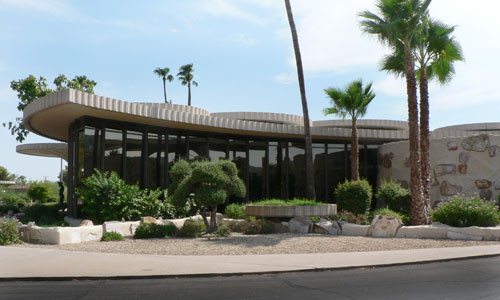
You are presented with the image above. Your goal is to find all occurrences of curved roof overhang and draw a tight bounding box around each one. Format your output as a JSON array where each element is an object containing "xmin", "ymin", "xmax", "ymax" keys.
[
  {"xmin": 23, "ymin": 89, "xmax": 409, "ymax": 143},
  {"xmin": 16, "ymin": 143, "xmax": 68, "ymax": 161}
]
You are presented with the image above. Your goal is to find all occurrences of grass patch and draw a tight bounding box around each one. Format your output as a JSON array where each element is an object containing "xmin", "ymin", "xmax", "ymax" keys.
[{"xmin": 249, "ymin": 198, "xmax": 324, "ymax": 206}]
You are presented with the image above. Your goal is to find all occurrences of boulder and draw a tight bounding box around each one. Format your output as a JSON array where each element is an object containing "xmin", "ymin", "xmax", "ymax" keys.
[
  {"xmin": 440, "ymin": 180, "xmax": 462, "ymax": 196},
  {"xmin": 475, "ymin": 179, "xmax": 492, "ymax": 189},
  {"xmin": 462, "ymin": 134, "xmax": 489, "ymax": 152},
  {"xmin": 434, "ymin": 164, "xmax": 457, "ymax": 177},
  {"xmin": 368, "ymin": 215, "xmax": 403, "ymax": 238},
  {"xmin": 289, "ymin": 216, "xmax": 312, "ymax": 234},
  {"xmin": 339, "ymin": 222, "xmax": 370, "ymax": 236},
  {"xmin": 80, "ymin": 220, "xmax": 94, "ymax": 226},
  {"xmin": 312, "ymin": 218, "xmax": 341, "ymax": 235},
  {"xmin": 141, "ymin": 216, "xmax": 157, "ymax": 224},
  {"xmin": 447, "ymin": 231, "xmax": 482, "ymax": 241}
]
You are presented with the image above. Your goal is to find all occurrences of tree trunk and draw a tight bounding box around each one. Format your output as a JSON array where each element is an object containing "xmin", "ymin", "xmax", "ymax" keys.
[
  {"xmin": 351, "ymin": 118, "xmax": 359, "ymax": 181},
  {"xmin": 419, "ymin": 67, "xmax": 431, "ymax": 224},
  {"xmin": 403, "ymin": 45, "xmax": 425, "ymax": 225},
  {"xmin": 162, "ymin": 77, "xmax": 167, "ymax": 104},
  {"xmin": 284, "ymin": 0, "xmax": 316, "ymax": 200},
  {"xmin": 188, "ymin": 81, "xmax": 191, "ymax": 106}
]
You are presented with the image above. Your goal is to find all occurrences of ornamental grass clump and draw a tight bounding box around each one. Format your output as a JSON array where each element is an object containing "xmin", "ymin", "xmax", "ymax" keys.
[{"xmin": 432, "ymin": 195, "xmax": 500, "ymax": 227}]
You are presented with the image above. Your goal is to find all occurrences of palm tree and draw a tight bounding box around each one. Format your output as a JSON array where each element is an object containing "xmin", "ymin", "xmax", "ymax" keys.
[
  {"xmin": 177, "ymin": 64, "xmax": 198, "ymax": 106},
  {"xmin": 284, "ymin": 0, "xmax": 315, "ymax": 200},
  {"xmin": 360, "ymin": 0, "xmax": 431, "ymax": 225},
  {"xmin": 380, "ymin": 16, "xmax": 463, "ymax": 220},
  {"xmin": 154, "ymin": 67, "xmax": 174, "ymax": 104},
  {"xmin": 324, "ymin": 80, "xmax": 376, "ymax": 181}
]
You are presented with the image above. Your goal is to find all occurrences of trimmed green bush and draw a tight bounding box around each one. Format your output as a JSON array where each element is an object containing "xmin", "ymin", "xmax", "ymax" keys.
[
  {"xmin": 376, "ymin": 180, "xmax": 411, "ymax": 215},
  {"xmin": 432, "ymin": 195, "xmax": 500, "ymax": 227},
  {"xmin": 0, "ymin": 218, "xmax": 22, "ymax": 245},
  {"xmin": 0, "ymin": 192, "xmax": 28, "ymax": 207},
  {"xmin": 27, "ymin": 182, "xmax": 51, "ymax": 203},
  {"xmin": 0, "ymin": 204, "xmax": 20, "ymax": 215},
  {"xmin": 22, "ymin": 203, "xmax": 66, "ymax": 226},
  {"xmin": 77, "ymin": 170, "xmax": 163, "ymax": 224},
  {"xmin": 176, "ymin": 219, "xmax": 205, "ymax": 238},
  {"xmin": 101, "ymin": 232, "xmax": 124, "ymax": 241},
  {"xmin": 334, "ymin": 179, "xmax": 373, "ymax": 215},
  {"xmin": 250, "ymin": 199, "xmax": 322, "ymax": 206},
  {"xmin": 214, "ymin": 222, "xmax": 231, "ymax": 237},
  {"xmin": 372, "ymin": 207, "xmax": 409, "ymax": 225},
  {"xmin": 224, "ymin": 203, "xmax": 246, "ymax": 219},
  {"xmin": 134, "ymin": 223, "xmax": 178, "ymax": 239}
]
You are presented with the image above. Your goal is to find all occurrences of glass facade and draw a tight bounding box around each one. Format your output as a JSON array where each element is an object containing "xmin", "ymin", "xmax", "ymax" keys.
[{"xmin": 66, "ymin": 116, "xmax": 381, "ymax": 217}]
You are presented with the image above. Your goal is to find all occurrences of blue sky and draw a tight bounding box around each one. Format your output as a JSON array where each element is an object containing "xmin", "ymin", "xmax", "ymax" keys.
[{"xmin": 0, "ymin": 0, "xmax": 499, "ymax": 181}]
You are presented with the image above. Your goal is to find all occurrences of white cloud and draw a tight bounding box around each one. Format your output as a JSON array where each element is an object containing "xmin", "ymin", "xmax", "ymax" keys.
[
  {"xmin": 273, "ymin": 72, "xmax": 296, "ymax": 85},
  {"xmin": 232, "ymin": 33, "xmax": 258, "ymax": 46},
  {"xmin": 0, "ymin": 0, "xmax": 82, "ymax": 20},
  {"xmin": 198, "ymin": 0, "xmax": 267, "ymax": 25},
  {"xmin": 373, "ymin": 76, "xmax": 407, "ymax": 98}
]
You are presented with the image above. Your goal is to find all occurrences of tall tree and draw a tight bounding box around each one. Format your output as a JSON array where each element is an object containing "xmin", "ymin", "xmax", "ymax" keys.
[
  {"xmin": 381, "ymin": 16, "xmax": 463, "ymax": 217},
  {"xmin": 154, "ymin": 67, "xmax": 174, "ymax": 103},
  {"xmin": 4, "ymin": 74, "xmax": 97, "ymax": 142},
  {"xmin": 284, "ymin": 0, "xmax": 315, "ymax": 200},
  {"xmin": 360, "ymin": 0, "xmax": 431, "ymax": 225},
  {"xmin": 324, "ymin": 80, "xmax": 376, "ymax": 181},
  {"xmin": 177, "ymin": 64, "xmax": 198, "ymax": 106}
]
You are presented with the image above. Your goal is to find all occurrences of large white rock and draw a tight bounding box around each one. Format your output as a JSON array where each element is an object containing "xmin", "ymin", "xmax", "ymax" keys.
[
  {"xmin": 368, "ymin": 215, "xmax": 403, "ymax": 238},
  {"xmin": 160, "ymin": 214, "xmax": 222, "ymax": 229},
  {"xmin": 339, "ymin": 222, "xmax": 370, "ymax": 236},
  {"xmin": 447, "ymin": 231, "xmax": 482, "ymax": 241},
  {"xmin": 103, "ymin": 221, "xmax": 140, "ymax": 237},
  {"xmin": 395, "ymin": 225, "xmax": 449, "ymax": 239},
  {"xmin": 312, "ymin": 218, "xmax": 341, "ymax": 235},
  {"xmin": 20, "ymin": 224, "xmax": 103, "ymax": 245},
  {"xmin": 289, "ymin": 216, "xmax": 312, "ymax": 234}
]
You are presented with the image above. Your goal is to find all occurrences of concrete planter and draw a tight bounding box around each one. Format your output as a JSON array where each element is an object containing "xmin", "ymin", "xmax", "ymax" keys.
[{"xmin": 245, "ymin": 204, "xmax": 337, "ymax": 217}]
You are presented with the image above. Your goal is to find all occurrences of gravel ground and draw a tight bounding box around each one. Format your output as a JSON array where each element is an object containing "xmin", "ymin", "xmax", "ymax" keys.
[{"xmin": 17, "ymin": 233, "xmax": 500, "ymax": 256}]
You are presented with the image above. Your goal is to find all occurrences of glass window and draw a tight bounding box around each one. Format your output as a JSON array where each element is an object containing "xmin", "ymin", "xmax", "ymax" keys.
[
  {"xmin": 326, "ymin": 144, "xmax": 346, "ymax": 203},
  {"xmin": 228, "ymin": 139, "xmax": 247, "ymax": 204},
  {"xmin": 288, "ymin": 142, "xmax": 306, "ymax": 199},
  {"xmin": 177, "ymin": 135, "xmax": 188, "ymax": 160},
  {"xmin": 209, "ymin": 138, "xmax": 227, "ymax": 161},
  {"xmin": 146, "ymin": 133, "xmax": 159, "ymax": 189},
  {"xmin": 78, "ymin": 127, "xmax": 100, "ymax": 180},
  {"xmin": 312, "ymin": 143, "xmax": 326, "ymax": 202},
  {"xmin": 125, "ymin": 130, "xmax": 142, "ymax": 185},
  {"xmin": 249, "ymin": 140, "xmax": 266, "ymax": 200},
  {"xmin": 104, "ymin": 128, "xmax": 123, "ymax": 175},
  {"xmin": 269, "ymin": 141, "xmax": 287, "ymax": 199},
  {"xmin": 189, "ymin": 136, "xmax": 208, "ymax": 160}
]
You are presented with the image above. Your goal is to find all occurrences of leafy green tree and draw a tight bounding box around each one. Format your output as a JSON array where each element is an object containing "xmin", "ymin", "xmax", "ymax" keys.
[
  {"xmin": 360, "ymin": 0, "xmax": 431, "ymax": 225},
  {"xmin": 177, "ymin": 64, "xmax": 198, "ymax": 106},
  {"xmin": 5, "ymin": 74, "xmax": 97, "ymax": 142},
  {"xmin": 0, "ymin": 166, "xmax": 13, "ymax": 181},
  {"xmin": 27, "ymin": 182, "xmax": 52, "ymax": 203},
  {"xmin": 169, "ymin": 160, "xmax": 246, "ymax": 232},
  {"xmin": 284, "ymin": 0, "xmax": 315, "ymax": 200},
  {"xmin": 380, "ymin": 16, "xmax": 463, "ymax": 214},
  {"xmin": 154, "ymin": 67, "xmax": 174, "ymax": 103},
  {"xmin": 324, "ymin": 80, "xmax": 375, "ymax": 180}
]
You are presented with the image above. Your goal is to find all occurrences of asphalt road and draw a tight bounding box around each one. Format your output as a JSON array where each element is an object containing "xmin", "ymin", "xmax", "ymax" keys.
[{"xmin": 2, "ymin": 256, "xmax": 500, "ymax": 300}]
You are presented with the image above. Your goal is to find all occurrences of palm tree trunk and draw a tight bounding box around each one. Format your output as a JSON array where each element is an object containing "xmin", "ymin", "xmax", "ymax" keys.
[
  {"xmin": 403, "ymin": 45, "xmax": 425, "ymax": 225},
  {"xmin": 419, "ymin": 67, "xmax": 431, "ymax": 224},
  {"xmin": 351, "ymin": 118, "xmax": 359, "ymax": 181},
  {"xmin": 162, "ymin": 77, "xmax": 167, "ymax": 103},
  {"xmin": 284, "ymin": 0, "xmax": 315, "ymax": 200},
  {"xmin": 188, "ymin": 81, "xmax": 191, "ymax": 106}
]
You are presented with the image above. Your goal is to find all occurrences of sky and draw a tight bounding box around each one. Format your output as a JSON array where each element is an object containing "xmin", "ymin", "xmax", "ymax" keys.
[{"xmin": 0, "ymin": 0, "xmax": 499, "ymax": 182}]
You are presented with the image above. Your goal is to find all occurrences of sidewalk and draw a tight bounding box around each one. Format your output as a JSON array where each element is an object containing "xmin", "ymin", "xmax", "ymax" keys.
[{"xmin": 2, "ymin": 245, "xmax": 500, "ymax": 280}]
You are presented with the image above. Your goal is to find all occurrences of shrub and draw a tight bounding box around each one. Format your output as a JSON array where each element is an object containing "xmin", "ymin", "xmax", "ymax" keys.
[
  {"xmin": 334, "ymin": 179, "xmax": 372, "ymax": 215},
  {"xmin": 0, "ymin": 218, "xmax": 22, "ymax": 245},
  {"xmin": 432, "ymin": 195, "xmax": 500, "ymax": 227},
  {"xmin": 27, "ymin": 182, "xmax": 51, "ymax": 203},
  {"xmin": 224, "ymin": 203, "xmax": 246, "ymax": 219},
  {"xmin": 213, "ymin": 222, "xmax": 231, "ymax": 237},
  {"xmin": 176, "ymin": 219, "xmax": 205, "ymax": 238},
  {"xmin": 77, "ymin": 170, "xmax": 163, "ymax": 224},
  {"xmin": 376, "ymin": 180, "xmax": 411, "ymax": 215},
  {"xmin": 0, "ymin": 204, "xmax": 20, "ymax": 215},
  {"xmin": 243, "ymin": 219, "xmax": 273, "ymax": 235},
  {"xmin": 372, "ymin": 207, "xmax": 409, "ymax": 225},
  {"xmin": 134, "ymin": 223, "xmax": 178, "ymax": 239},
  {"xmin": 250, "ymin": 199, "xmax": 322, "ymax": 206},
  {"xmin": 0, "ymin": 192, "xmax": 28, "ymax": 207},
  {"xmin": 335, "ymin": 210, "xmax": 370, "ymax": 225},
  {"xmin": 101, "ymin": 232, "xmax": 124, "ymax": 241},
  {"xmin": 22, "ymin": 203, "xmax": 65, "ymax": 226}
]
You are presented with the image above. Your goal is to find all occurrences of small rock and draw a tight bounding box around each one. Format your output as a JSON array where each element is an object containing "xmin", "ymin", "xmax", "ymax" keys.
[
  {"xmin": 141, "ymin": 216, "xmax": 157, "ymax": 224},
  {"xmin": 312, "ymin": 218, "xmax": 341, "ymax": 235},
  {"xmin": 462, "ymin": 134, "xmax": 489, "ymax": 152},
  {"xmin": 458, "ymin": 152, "xmax": 470, "ymax": 164},
  {"xmin": 475, "ymin": 179, "xmax": 492, "ymax": 189},
  {"xmin": 457, "ymin": 164, "xmax": 467, "ymax": 174},
  {"xmin": 80, "ymin": 220, "xmax": 93, "ymax": 226},
  {"xmin": 434, "ymin": 164, "xmax": 457, "ymax": 177},
  {"xmin": 289, "ymin": 216, "xmax": 312, "ymax": 234},
  {"xmin": 368, "ymin": 215, "xmax": 403, "ymax": 238},
  {"xmin": 489, "ymin": 145, "xmax": 499, "ymax": 157},
  {"xmin": 447, "ymin": 142, "xmax": 458, "ymax": 151}
]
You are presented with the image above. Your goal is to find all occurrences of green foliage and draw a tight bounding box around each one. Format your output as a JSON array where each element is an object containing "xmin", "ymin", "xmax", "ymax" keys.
[
  {"xmin": 0, "ymin": 191, "xmax": 28, "ymax": 207},
  {"xmin": 250, "ymin": 198, "xmax": 322, "ymax": 206},
  {"xmin": 0, "ymin": 218, "xmax": 22, "ymax": 245},
  {"xmin": 27, "ymin": 182, "xmax": 52, "ymax": 203},
  {"xmin": 101, "ymin": 232, "xmax": 124, "ymax": 241},
  {"xmin": 335, "ymin": 210, "xmax": 370, "ymax": 225},
  {"xmin": 0, "ymin": 205, "xmax": 20, "ymax": 215},
  {"xmin": 77, "ymin": 170, "xmax": 163, "ymax": 224},
  {"xmin": 6, "ymin": 74, "xmax": 97, "ymax": 142},
  {"xmin": 0, "ymin": 166, "xmax": 13, "ymax": 181},
  {"xmin": 243, "ymin": 219, "xmax": 274, "ymax": 235},
  {"xmin": 22, "ymin": 203, "xmax": 66, "ymax": 227},
  {"xmin": 176, "ymin": 219, "xmax": 205, "ymax": 238},
  {"xmin": 170, "ymin": 160, "xmax": 246, "ymax": 232},
  {"xmin": 224, "ymin": 203, "xmax": 246, "ymax": 219},
  {"xmin": 376, "ymin": 180, "xmax": 411, "ymax": 215},
  {"xmin": 432, "ymin": 195, "xmax": 500, "ymax": 227},
  {"xmin": 334, "ymin": 179, "xmax": 373, "ymax": 215},
  {"xmin": 213, "ymin": 222, "xmax": 231, "ymax": 237},
  {"xmin": 134, "ymin": 223, "xmax": 178, "ymax": 239},
  {"xmin": 372, "ymin": 207, "xmax": 409, "ymax": 225},
  {"xmin": 324, "ymin": 79, "xmax": 375, "ymax": 121}
]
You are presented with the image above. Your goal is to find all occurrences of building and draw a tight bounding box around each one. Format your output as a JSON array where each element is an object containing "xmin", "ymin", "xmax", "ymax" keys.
[{"xmin": 18, "ymin": 89, "xmax": 409, "ymax": 217}]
